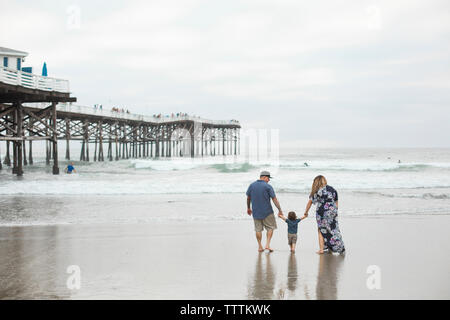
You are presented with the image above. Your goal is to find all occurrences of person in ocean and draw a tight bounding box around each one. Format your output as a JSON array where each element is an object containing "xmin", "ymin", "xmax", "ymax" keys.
[
  {"xmin": 65, "ymin": 162, "xmax": 76, "ymax": 174},
  {"xmin": 304, "ymin": 175, "xmax": 345, "ymax": 254},
  {"xmin": 278, "ymin": 211, "xmax": 307, "ymax": 253}
]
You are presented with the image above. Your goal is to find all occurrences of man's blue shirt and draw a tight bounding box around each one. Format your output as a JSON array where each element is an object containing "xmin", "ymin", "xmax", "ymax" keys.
[{"xmin": 246, "ymin": 180, "xmax": 276, "ymax": 219}]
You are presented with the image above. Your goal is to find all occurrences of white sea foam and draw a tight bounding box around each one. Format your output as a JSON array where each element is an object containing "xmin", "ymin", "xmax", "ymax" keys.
[
  {"xmin": 127, "ymin": 157, "xmax": 450, "ymax": 172},
  {"xmin": 1, "ymin": 149, "xmax": 450, "ymax": 195}
]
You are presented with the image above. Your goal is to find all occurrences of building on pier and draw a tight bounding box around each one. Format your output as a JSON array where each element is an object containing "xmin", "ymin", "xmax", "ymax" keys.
[{"xmin": 0, "ymin": 47, "xmax": 28, "ymax": 71}]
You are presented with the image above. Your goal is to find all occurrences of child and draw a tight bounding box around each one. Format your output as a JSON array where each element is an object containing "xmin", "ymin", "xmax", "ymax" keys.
[{"xmin": 278, "ymin": 211, "xmax": 306, "ymax": 253}]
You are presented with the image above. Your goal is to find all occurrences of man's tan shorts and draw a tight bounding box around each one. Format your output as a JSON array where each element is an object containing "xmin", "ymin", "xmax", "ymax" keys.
[
  {"xmin": 288, "ymin": 233, "xmax": 297, "ymax": 245},
  {"xmin": 254, "ymin": 213, "xmax": 277, "ymax": 232}
]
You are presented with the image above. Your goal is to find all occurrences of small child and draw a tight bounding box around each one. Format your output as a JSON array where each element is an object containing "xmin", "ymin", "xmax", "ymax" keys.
[{"xmin": 278, "ymin": 211, "xmax": 307, "ymax": 253}]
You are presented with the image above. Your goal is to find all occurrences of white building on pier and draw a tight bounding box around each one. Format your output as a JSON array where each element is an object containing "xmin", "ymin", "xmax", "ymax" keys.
[{"xmin": 0, "ymin": 47, "xmax": 28, "ymax": 71}]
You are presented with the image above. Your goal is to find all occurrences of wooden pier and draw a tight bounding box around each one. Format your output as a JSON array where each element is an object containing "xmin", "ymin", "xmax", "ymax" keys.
[{"xmin": 0, "ymin": 66, "xmax": 240, "ymax": 176}]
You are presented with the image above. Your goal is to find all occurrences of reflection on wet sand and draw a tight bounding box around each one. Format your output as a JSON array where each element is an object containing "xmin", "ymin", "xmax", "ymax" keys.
[
  {"xmin": 0, "ymin": 225, "xmax": 71, "ymax": 299},
  {"xmin": 287, "ymin": 253, "xmax": 297, "ymax": 293},
  {"xmin": 315, "ymin": 253, "xmax": 345, "ymax": 300},
  {"xmin": 247, "ymin": 252, "xmax": 276, "ymax": 299},
  {"xmin": 248, "ymin": 251, "xmax": 345, "ymax": 300},
  {"xmin": 0, "ymin": 196, "xmax": 63, "ymax": 225},
  {"xmin": 0, "ymin": 196, "xmax": 74, "ymax": 299}
]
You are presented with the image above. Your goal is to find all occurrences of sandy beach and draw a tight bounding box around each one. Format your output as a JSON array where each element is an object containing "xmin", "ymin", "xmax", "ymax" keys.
[{"xmin": 1, "ymin": 195, "xmax": 449, "ymax": 299}]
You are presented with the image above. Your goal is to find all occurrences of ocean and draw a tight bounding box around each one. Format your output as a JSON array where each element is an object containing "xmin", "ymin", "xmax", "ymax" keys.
[{"xmin": 1, "ymin": 147, "xmax": 450, "ymax": 226}]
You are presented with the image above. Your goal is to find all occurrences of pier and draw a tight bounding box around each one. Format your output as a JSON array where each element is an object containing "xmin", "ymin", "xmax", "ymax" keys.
[{"xmin": 0, "ymin": 64, "xmax": 240, "ymax": 176}]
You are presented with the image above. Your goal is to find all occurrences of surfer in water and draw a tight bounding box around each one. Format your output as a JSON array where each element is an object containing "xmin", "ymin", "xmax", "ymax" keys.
[{"xmin": 65, "ymin": 162, "xmax": 77, "ymax": 174}]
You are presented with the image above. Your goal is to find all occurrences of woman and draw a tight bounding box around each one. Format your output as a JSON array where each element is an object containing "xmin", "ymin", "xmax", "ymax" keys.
[{"xmin": 304, "ymin": 175, "xmax": 345, "ymax": 254}]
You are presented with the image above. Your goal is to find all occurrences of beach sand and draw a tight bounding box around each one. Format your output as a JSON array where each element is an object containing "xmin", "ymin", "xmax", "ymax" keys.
[{"xmin": 1, "ymin": 210, "xmax": 449, "ymax": 299}]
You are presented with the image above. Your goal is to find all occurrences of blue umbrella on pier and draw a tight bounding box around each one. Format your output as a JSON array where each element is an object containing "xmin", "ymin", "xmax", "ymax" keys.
[{"xmin": 42, "ymin": 62, "xmax": 48, "ymax": 76}]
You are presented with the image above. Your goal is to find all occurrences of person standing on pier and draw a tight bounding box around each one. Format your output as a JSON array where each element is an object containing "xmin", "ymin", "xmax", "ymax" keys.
[{"xmin": 246, "ymin": 171, "xmax": 283, "ymax": 252}]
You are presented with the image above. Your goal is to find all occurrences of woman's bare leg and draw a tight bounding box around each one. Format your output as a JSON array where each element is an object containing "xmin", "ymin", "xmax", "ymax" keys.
[{"xmin": 316, "ymin": 229, "xmax": 325, "ymax": 254}]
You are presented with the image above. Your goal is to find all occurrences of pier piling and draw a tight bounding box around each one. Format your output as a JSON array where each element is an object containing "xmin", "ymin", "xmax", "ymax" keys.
[{"xmin": 29, "ymin": 140, "xmax": 33, "ymax": 164}]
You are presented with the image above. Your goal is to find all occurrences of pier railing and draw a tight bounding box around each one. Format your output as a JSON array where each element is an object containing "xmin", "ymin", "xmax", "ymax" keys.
[
  {"xmin": 0, "ymin": 66, "xmax": 70, "ymax": 93},
  {"xmin": 27, "ymin": 103, "xmax": 240, "ymax": 126}
]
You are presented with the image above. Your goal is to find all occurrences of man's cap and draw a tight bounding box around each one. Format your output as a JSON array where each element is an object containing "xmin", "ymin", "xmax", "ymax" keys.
[{"xmin": 260, "ymin": 170, "xmax": 273, "ymax": 178}]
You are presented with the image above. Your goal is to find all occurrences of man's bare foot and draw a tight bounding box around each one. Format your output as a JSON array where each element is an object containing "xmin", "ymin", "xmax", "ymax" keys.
[
  {"xmin": 265, "ymin": 247, "xmax": 274, "ymax": 252},
  {"xmin": 316, "ymin": 250, "xmax": 324, "ymax": 254}
]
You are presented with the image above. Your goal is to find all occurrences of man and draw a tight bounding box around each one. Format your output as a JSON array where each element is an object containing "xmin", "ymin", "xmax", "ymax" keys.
[
  {"xmin": 65, "ymin": 162, "xmax": 76, "ymax": 174},
  {"xmin": 246, "ymin": 171, "xmax": 283, "ymax": 252}
]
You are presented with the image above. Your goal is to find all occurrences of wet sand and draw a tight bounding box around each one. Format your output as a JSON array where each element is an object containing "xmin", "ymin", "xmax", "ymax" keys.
[{"xmin": 1, "ymin": 214, "xmax": 449, "ymax": 299}]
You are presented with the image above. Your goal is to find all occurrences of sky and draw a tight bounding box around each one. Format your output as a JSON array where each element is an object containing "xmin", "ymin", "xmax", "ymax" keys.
[{"xmin": 1, "ymin": 0, "xmax": 449, "ymax": 148}]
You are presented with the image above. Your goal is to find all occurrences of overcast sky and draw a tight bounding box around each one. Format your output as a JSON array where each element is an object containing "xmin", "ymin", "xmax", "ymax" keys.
[{"xmin": 1, "ymin": 0, "xmax": 449, "ymax": 148}]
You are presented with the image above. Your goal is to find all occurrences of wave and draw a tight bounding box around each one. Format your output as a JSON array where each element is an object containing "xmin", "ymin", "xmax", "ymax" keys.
[
  {"xmin": 422, "ymin": 193, "xmax": 450, "ymax": 200},
  {"xmin": 131, "ymin": 159, "xmax": 200, "ymax": 171},
  {"xmin": 209, "ymin": 163, "xmax": 256, "ymax": 173},
  {"xmin": 377, "ymin": 164, "xmax": 446, "ymax": 172},
  {"xmin": 279, "ymin": 161, "xmax": 450, "ymax": 172},
  {"xmin": 31, "ymin": 156, "xmax": 450, "ymax": 173},
  {"xmin": 353, "ymin": 191, "xmax": 450, "ymax": 200}
]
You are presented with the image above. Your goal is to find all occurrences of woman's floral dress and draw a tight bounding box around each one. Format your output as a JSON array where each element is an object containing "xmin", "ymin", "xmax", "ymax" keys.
[{"xmin": 310, "ymin": 185, "xmax": 345, "ymax": 253}]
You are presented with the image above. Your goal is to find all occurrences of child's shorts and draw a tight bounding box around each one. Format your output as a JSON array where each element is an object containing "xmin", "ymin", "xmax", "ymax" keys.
[{"xmin": 288, "ymin": 233, "xmax": 297, "ymax": 245}]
